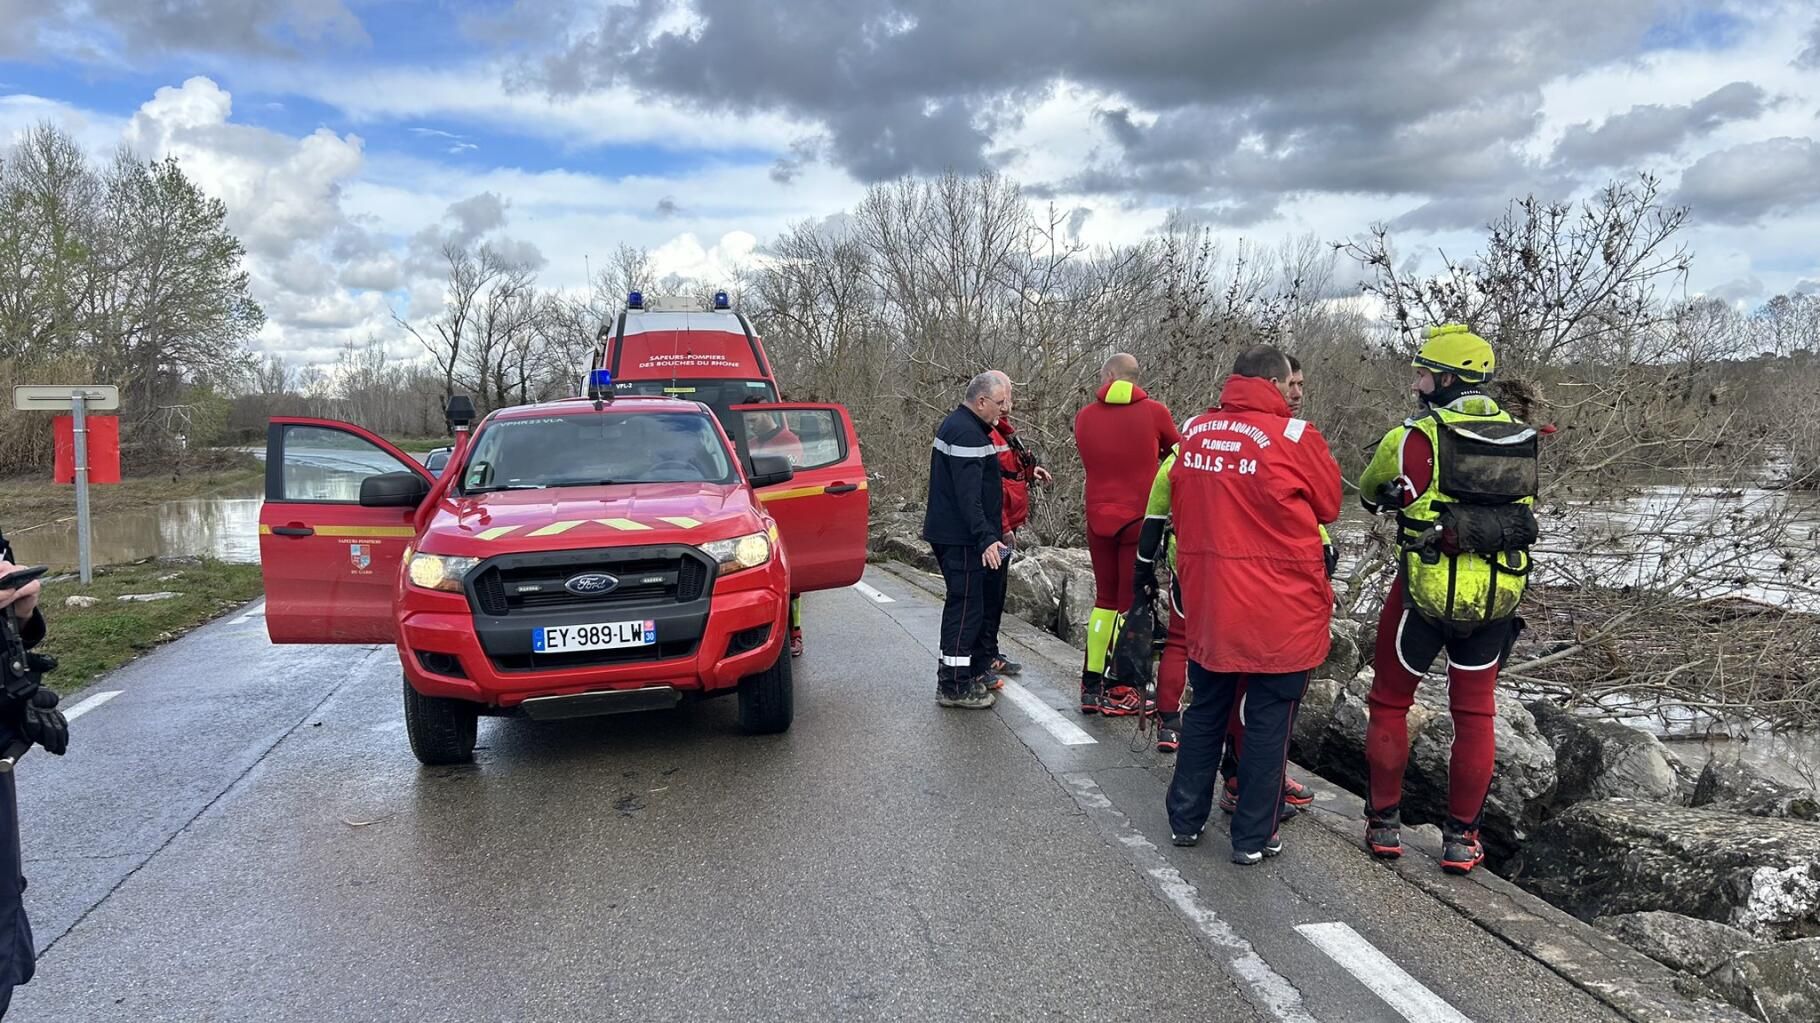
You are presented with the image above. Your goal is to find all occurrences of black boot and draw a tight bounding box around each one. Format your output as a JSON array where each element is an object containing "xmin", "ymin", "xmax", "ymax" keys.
[
  {"xmin": 1365, "ymin": 805, "xmax": 1403, "ymax": 860},
  {"xmin": 1441, "ymin": 818, "xmax": 1484, "ymax": 875},
  {"xmin": 1079, "ymin": 670, "xmax": 1104, "ymax": 715}
]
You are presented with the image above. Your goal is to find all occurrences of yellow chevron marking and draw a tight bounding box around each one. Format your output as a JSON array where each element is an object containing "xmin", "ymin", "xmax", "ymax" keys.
[
  {"xmin": 658, "ymin": 516, "xmax": 701, "ymax": 529},
  {"xmin": 528, "ymin": 520, "xmax": 584, "ymax": 537},
  {"xmin": 596, "ymin": 517, "xmax": 651, "ymax": 531},
  {"xmin": 477, "ymin": 526, "xmax": 518, "ymax": 541}
]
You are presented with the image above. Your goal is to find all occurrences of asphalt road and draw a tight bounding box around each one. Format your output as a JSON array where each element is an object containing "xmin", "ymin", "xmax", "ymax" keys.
[{"xmin": 8, "ymin": 568, "xmax": 1647, "ymax": 1022}]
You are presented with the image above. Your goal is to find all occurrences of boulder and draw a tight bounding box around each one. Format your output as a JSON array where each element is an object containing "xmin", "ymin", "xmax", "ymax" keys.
[
  {"xmin": 1025, "ymin": 547, "xmax": 1096, "ymax": 646},
  {"xmin": 1707, "ymin": 937, "xmax": 1820, "ymax": 1023},
  {"xmin": 1308, "ymin": 674, "xmax": 1557, "ymax": 864},
  {"xmin": 1524, "ymin": 800, "xmax": 1820, "ymax": 941},
  {"xmin": 1528, "ymin": 701, "xmax": 1681, "ymax": 807},
  {"xmin": 63, "ymin": 595, "xmax": 101, "ymax": 609},
  {"xmin": 1693, "ymin": 758, "xmax": 1820, "ymax": 823},
  {"xmin": 867, "ymin": 511, "xmax": 936, "ymax": 574},
  {"xmin": 1594, "ymin": 911, "xmax": 1764, "ymax": 977},
  {"xmin": 1313, "ymin": 618, "xmax": 1364, "ymax": 682},
  {"xmin": 1290, "ymin": 673, "xmax": 1343, "ymax": 767},
  {"xmin": 1004, "ymin": 553, "xmax": 1064, "ymax": 634},
  {"xmin": 117, "ymin": 592, "xmax": 181, "ymax": 602}
]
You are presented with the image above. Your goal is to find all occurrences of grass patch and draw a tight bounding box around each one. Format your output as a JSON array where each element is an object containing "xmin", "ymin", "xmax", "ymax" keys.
[
  {"xmin": 35, "ymin": 558, "xmax": 264, "ymax": 692},
  {"xmin": 0, "ymin": 450, "xmax": 264, "ymax": 529},
  {"xmin": 389, "ymin": 435, "xmax": 456, "ymax": 454}
]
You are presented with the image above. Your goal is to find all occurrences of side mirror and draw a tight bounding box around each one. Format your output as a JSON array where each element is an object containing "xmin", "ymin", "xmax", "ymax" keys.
[
  {"xmin": 360, "ymin": 471, "xmax": 431, "ymax": 508},
  {"xmin": 748, "ymin": 454, "xmax": 795, "ymax": 489},
  {"xmin": 445, "ymin": 394, "xmax": 476, "ymax": 431}
]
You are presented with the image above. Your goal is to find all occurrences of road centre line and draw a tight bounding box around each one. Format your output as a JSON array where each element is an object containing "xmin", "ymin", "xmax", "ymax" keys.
[
  {"xmin": 62, "ymin": 690, "xmax": 122, "ymax": 722},
  {"xmin": 1296, "ymin": 922, "xmax": 1473, "ymax": 1023},
  {"xmin": 998, "ymin": 681, "xmax": 1097, "ymax": 746},
  {"xmin": 852, "ymin": 581, "xmax": 895, "ymax": 603}
]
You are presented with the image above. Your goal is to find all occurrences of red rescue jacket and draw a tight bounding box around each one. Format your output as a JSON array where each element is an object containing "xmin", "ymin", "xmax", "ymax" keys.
[
  {"xmin": 1170, "ymin": 375, "xmax": 1342, "ymax": 673},
  {"xmin": 992, "ymin": 418, "xmax": 1032, "ymax": 534},
  {"xmin": 1074, "ymin": 380, "xmax": 1179, "ymax": 540}
]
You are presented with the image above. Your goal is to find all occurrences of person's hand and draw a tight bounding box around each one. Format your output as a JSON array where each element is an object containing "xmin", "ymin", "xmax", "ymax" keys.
[
  {"xmin": 0, "ymin": 560, "xmax": 41, "ymax": 621},
  {"xmin": 1032, "ymin": 465, "xmax": 1053, "ymax": 485},
  {"xmin": 22, "ymin": 688, "xmax": 67, "ymax": 756},
  {"xmin": 982, "ymin": 543, "xmax": 1006, "ymax": 570}
]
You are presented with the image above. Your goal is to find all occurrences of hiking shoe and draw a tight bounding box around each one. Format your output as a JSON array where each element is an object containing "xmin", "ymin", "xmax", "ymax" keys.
[
  {"xmin": 990, "ymin": 655, "xmax": 1023, "ymax": 677},
  {"xmin": 1441, "ymin": 821, "xmax": 1485, "ymax": 875},
  {"xmin": 1231, "ymin": 834, "xmax": 1284, "ymax": 865},
  {"xmin": 1365, "ymin": 807, "xmax": 1403, "ymax": 860},
  {"xmin": 1155, "ymin": 712, "xmax": 1181, "ymax": 754},
  {"xmin": 937, "ymin": 679, "xmax": 996, "ymax": 709},
  {"xmin": 789, "ymin": 628, "xmax": 804, "ymax": 658},
  {"xmin": 980, "ymin": 669, "xmax": 1005, "ymax": 692},
  {"xmin": 1079, "ymin": 672, "xmax": 1104, "ymax": 715},
  {"xmin": 1222, "ymin": 775, "xmax": 1314, "ymax": 813},
  {"xmin": 1171, "ymin": 827, "xmax": 1204, "ymax": 847},
  {"xmin": 1101, "ymin": 685, "xmax": 1142, "ymax": 717}
]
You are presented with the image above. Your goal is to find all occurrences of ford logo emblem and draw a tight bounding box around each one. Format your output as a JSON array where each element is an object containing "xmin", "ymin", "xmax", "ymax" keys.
[{"xmin": 564, "ymin": 572, "xmax": 619, "ymax": 596}]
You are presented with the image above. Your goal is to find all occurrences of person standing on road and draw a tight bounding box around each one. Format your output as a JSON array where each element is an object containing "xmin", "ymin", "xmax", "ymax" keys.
[
  {"xmin": 0, "ymin": 558, "xmax": 67, "ymax": 1017},
  {"xmin": 922, "ymin": 372, "xmax": 1014, "ymax": 709},
  {"xmin": 976, "ymin": 371, "xmax": 1052, "ymax": 690},
  {"xmin": 1209, "ymin": 355, "xmax": 1324, "ymax": 808},
  {"xmin": 1136, "ymin": 345, "xmax": 1341, "ymax": 865},
  {"xmin": 1358, "ymin": 325, "xmax": 1539, "ymax": 875},
  {"xmin": 1074, "ymin": 353, "xmax": 1179, "ymax": 717}
]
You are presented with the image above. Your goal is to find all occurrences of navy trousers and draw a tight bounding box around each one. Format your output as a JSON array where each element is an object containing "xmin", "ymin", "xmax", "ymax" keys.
[{"xmin": 1166, "ymin": 663, "xmax": 1308, "ymax": 853}]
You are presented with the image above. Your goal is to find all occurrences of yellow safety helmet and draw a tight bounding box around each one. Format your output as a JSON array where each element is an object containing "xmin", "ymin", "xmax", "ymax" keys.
[{"xmin": 1411, "ymin": 323, "xmax": 1495, "ymax": 384}]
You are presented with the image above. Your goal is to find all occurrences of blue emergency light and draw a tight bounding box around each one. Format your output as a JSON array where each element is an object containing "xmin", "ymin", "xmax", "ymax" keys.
[
  {"xmin": 713, "ymin": 290, "xmax": 730, "ymax": 310},
  {"xmin": 590, "ymin": 369, "xmax": 613, "ymax": 391},
  {"xmin": 627, "ymin": 290, "xmax": 644, "ymax": 310}
]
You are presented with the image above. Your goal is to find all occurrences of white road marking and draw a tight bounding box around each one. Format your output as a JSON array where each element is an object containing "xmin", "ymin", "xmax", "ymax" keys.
[
  {"xmin": 233, "ymin": 599, "xmax": 267, "ymax": 624},
  {"xmin": 998, "ymin": 681, "xmax": 1096, "ymax": 746},
  {"xmin": 852, "ymin": 581, "xmax": 895, "ymax": 603},
  {"xmin": 1297, "ymin": 922, "xmax": 1474, "ymax": 1023},
  {"xmin": 62, "ymin": 690, "xmax": 122, "ymax": 722},
  {"xmin": 1064, "ymin": 774, "xmax": 1316, "ymax": 1023}
]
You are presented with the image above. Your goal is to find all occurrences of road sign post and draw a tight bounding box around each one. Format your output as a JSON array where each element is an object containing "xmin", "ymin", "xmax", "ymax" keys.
[{"xmin": 13, "ymin": 385, "xmax": 120, "ymax": 585}]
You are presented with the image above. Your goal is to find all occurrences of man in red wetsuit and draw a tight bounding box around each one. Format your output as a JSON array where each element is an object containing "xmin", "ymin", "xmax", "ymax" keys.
[{"xmin": 1073, "ymin": 353, "xmax": 1178, "ymax": 715}]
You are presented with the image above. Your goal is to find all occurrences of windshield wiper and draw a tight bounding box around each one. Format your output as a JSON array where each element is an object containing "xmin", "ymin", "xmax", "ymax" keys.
[
  {"xmin": 546, "ymin": 479, "xmax": 625, "ymax": 488},
  {"xmin": 464, "ymin": 483, "xmax": 546, "ymax": 493}
]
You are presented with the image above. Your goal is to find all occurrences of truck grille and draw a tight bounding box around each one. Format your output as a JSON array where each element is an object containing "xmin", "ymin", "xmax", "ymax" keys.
[{"xmin": 470, "ymin": 548, "xmax": 711, "ymax": 618}]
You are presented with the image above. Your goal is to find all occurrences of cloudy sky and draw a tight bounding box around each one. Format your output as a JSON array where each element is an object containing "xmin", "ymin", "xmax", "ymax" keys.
[{"xmin": 3, "ymin": 0, "xmax": 1819, "ymax": 369}]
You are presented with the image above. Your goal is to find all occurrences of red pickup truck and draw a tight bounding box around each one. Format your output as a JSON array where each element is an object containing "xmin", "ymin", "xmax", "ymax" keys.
[{"xmin": 257, "ymin": 391, "xmax": 869, "ymax": 764}]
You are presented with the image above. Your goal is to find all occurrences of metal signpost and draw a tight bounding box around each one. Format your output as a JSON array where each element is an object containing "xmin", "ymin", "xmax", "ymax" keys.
[{"xmin": 12, "ymin": 384, "xmax": 121, "ymax": 584}]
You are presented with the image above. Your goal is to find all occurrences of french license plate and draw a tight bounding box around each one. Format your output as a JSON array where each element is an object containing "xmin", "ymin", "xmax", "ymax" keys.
[{"xmin": 533, "ymin": 619, "xmax": 656, "ymax": 653}]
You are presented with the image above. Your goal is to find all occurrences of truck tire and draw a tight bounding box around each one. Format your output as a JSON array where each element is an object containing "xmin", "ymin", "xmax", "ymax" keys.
[
  {"xmin": 737, "ymin": 645, "xmax": 794, "ymax": 735},
  {"xmin": 403, "ymin": 677, "xmax": 479, "ymax": 765}
]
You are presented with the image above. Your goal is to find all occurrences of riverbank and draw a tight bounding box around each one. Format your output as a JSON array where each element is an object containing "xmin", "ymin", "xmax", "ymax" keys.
[{"xmin": 0, "ymin": 449, "xmax": 263, "ymax": 531}]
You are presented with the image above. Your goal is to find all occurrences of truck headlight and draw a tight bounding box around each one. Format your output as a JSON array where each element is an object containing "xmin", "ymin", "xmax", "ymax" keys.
[
  {"xmin": 407, "ymin": 553, "xmax": 480, "ymax": 592},
  {"xmin": 701, "ymin": 532, "xmax": 771, "ymax": 576}
]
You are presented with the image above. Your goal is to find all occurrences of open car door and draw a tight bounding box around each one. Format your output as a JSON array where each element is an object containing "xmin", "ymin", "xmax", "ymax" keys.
[
  {"xmin": 729, "ymin": 403, "xmax": 869, "ymax": 592},
  {"xmin": 259, "ymin": 418, "xmax": 432, "ymax": 643}
]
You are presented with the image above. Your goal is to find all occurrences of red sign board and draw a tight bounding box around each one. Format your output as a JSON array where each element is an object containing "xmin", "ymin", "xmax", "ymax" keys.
[{"xmin": 53, "ymin": 415, "xmax": 122, "ymax": 484}]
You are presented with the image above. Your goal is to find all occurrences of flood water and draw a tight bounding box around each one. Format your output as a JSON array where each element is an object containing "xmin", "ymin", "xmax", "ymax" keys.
[{"xmin": 13, "ymin": 486, "xmax": 265, "ymax": 569}]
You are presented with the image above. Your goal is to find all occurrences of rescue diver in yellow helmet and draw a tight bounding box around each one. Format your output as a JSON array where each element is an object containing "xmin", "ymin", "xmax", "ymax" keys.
[{"xmin": 1357, "ymin": 324, "xmax": 1540, "ymax": 875}]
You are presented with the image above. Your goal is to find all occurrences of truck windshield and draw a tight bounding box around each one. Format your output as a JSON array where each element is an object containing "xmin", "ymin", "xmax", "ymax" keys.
[{"xmin": 458, "ymin": 411, "xmax": 736, "ymax": 492}]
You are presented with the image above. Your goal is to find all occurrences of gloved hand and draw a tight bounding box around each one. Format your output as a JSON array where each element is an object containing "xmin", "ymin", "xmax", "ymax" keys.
[
  {"xmin": 22, "ymin": 688, "xmax": 67, "ymax": 756},
  {"xmin": 1323, "ymin": 544, "xmax": 1338, "ymax": 579},
  {"xmin": 1132, "ymin": 558, "xmax": 1158, "ymax": 599}
]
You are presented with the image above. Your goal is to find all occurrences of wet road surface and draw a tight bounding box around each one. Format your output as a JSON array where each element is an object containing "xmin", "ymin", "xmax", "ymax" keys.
[{"xmin": 11, "ymin": 568, "xmax": 1652, "ymax": 1022}]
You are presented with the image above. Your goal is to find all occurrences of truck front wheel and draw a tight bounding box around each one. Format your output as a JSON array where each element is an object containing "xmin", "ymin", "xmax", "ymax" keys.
[
  {"xmin": 403, "ymin": 677, "xmax": 480, "ymax": 765},
  {"xmin": 737, "ymin": 644, "xmax": 794, "ymax": 735}
]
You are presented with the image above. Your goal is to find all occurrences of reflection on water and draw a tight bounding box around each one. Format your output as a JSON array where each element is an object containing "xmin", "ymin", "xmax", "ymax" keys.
[{"xmin": 14, "ymin": 490, "xmax": 265, "ymax": 569}]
